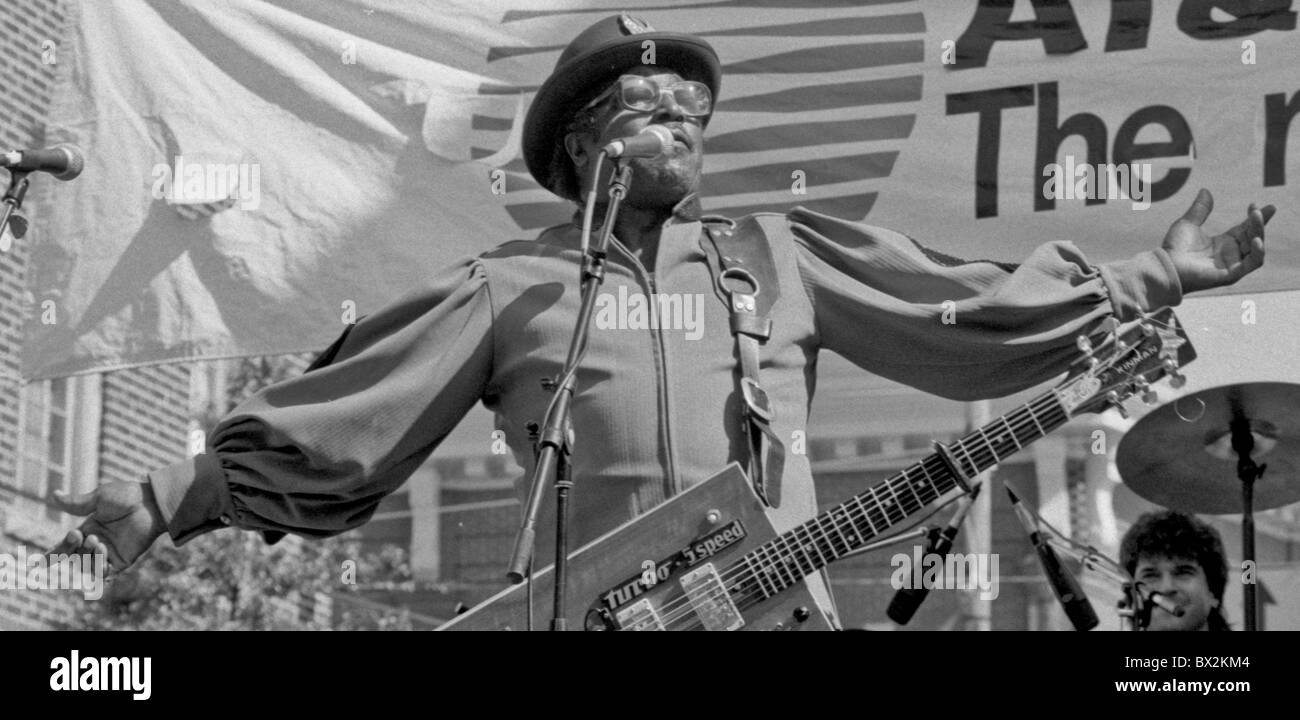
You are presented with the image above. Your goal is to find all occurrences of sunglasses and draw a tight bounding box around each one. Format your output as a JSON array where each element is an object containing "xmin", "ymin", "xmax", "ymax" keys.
[{"xmin": 580, "ymin": 75, "xmax": 713, "ymax": 117}]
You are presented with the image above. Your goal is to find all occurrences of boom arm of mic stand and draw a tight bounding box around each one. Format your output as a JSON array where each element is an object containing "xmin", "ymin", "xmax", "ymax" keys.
[
  {"xmin": 1012, "ymin": 497, "xmax": 1129, "ymax": 585},
  {"xmin": 838, "ymin": 525, "xmax": 933, "ymax": 561},
  {"xmin": 840, "ymin": 488, "xmax": 977, "ymax": 561},
  {"xmin": 1041, "ymin": 535, "xmax": 1131, "ymax": 586}
]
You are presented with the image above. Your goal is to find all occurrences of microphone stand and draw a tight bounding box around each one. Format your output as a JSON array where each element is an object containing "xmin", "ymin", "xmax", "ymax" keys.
[
  {"xmin": 837, "ymin": 525, "xmax": 933, "ymax": 561},
  {"xmin": 1116, "ymin": 582, "xmax": 1157, "ymax": 631},
  {"xmin": 505, "ymin": 157, "xmax": 631, "ymax": 630},
  {"xmin": 1, "ymin": 169, "xmax": 31, "ymax": 248}
]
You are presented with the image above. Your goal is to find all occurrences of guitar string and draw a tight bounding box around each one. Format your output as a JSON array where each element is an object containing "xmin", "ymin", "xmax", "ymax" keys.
[
  {"xmin": 628, "ymin": 326, "xmax": 1159, "ymax": 629},
  {"xmin": 616, "ymin": 397, "xmax": 1063, "ymax": 629},
  {"xmin": 616, "ymin": 476, "xmax": 948, "ymax": 631},
  {"xmin": 620, "ymin": 398, "xmax": 1068, "ymax": 630},
  {"xmin": 636, "ymin": 400, "xmax": 1067, "ymax": 630},
  {"xmin": 613, "ymin": 444, "xmax": 981, "ymax": 627},
  {"xmin": 652, "ymin": 485, "xmax": 953, "ymax": 629},
  {"xmin": 637, "ymin": 491, "xmax": 957, "ymax": 630},
  {"xmin": 643, "ymin": 492, "xmax": 959, "ymax": 631},
  {"xmin": 639, "ymin": 437, "xmax": 1022, "ymax": 628},
  {"xmin": 625, "ymin": 453, "xmax": 958, "ymax": 630}
]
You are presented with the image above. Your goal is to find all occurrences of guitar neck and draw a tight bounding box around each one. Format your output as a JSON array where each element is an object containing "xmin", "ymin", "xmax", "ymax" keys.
[{"xmin": 731, "ymin": 389, "xmax": 1073, "ymax": 604}]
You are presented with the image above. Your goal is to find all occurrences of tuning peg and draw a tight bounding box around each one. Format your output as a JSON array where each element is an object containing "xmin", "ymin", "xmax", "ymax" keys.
[
  {"xmin": 1102, "ymin": 316, "xmax": 1122, "ymax": 335},
  {"xmin": 1135, "ymin": 378, "xmax": 1158, "ymax": 405},
  {"xmin": 1076, "ymin": 335, "xmax": 1093, "ymax": 354},
  {"xmin": 1139, "ymin": 321, "xmax": 1156, "ymax": 337},
  {"xmin": 1162, "ymin": 358, "xmax": 1187, "ymax": 389},
  {"xmin": 1107, "ymin": 391, "xmax": 1129, "ymax": 419}
]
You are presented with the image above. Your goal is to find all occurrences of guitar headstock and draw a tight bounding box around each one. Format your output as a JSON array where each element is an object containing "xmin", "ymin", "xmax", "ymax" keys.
[{"xmin": 1055, "ymin": 307, "xmax": 1197, "ymax": 418}]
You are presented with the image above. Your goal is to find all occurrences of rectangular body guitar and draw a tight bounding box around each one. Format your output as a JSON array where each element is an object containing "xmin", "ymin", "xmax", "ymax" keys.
[{"xmin": 439, "ymin": 463, "xmax": 835, "ymax": 631}]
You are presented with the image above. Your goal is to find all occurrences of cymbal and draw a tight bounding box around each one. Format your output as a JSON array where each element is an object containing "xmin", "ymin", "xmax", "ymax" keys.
[{"xmin": 1115, "ymin": 382, "xmax": 1300, "ymax": 514}]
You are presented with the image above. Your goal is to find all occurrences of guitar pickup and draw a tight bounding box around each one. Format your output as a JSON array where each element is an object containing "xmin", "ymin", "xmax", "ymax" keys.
[
  {"xmin": 681, "ymin": 563, "xmax": 745, "ymax": 631},
  {"xmin": 615, "ymin": 599, "xmax": 666, "ymax": 631}
]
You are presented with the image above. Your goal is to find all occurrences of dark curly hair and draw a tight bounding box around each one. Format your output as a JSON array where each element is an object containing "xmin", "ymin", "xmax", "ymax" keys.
[{"xmin": 1120, "ymin": 510, "xmax": 1230, "ymax": 631}]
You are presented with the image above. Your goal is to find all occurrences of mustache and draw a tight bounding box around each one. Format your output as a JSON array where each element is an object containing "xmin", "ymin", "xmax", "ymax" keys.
[{"xmin": 654, "ymin": 122, "xmax": 698, "ymax": 151}]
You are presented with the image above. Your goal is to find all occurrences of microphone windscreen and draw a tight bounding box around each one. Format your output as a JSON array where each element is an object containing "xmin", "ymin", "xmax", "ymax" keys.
[{"xmin": 53, "ymin": 144, "xmax": 85, "ymax": 181}]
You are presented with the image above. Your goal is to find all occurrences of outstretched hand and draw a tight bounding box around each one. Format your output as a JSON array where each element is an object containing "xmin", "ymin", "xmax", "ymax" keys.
[
  {"xmin": 49, "ymin": 481, "xmax": 168, "ymax": 574},
  {"xmin": 1162, "ymin": 188, "xmax": 1276, "ymax": 294}
]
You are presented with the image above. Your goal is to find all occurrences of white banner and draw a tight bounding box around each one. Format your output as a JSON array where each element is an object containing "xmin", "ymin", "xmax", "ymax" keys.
[{"xmin": 23, "ymin": 0, "xmax": 1299, "ymax": 377}]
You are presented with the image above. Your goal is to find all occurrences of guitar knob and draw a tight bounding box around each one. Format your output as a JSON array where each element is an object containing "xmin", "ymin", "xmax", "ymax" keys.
[
  {"xmin": 793, "ymin": 606, "xmax": 811, "ymax": 624},
  {"xmin": 585, "ymin": 609, "xmax": 614, "ymax": 631}
]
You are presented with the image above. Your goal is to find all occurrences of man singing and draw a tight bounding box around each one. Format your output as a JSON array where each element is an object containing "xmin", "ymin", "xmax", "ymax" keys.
[
  {"xmin": 1121, "ymin": 510, "xmax": 1231, "ymax": 631},
  {"xmin": 54, "ymin": 14, "xmax": 1275, "ymax": 628}
]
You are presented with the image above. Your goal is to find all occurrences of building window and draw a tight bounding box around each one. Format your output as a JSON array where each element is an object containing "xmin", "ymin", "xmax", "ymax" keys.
[
  {"xmin": 19, "ymin": 381, "xmax": 45, "ymax": 497},
  {"xmin": 44, "ymin": 378, "xmax": 71, "ymax": 521},
  {"xmin": 12, "ymin": 378, "xmax": 75, "ymax": 523}
]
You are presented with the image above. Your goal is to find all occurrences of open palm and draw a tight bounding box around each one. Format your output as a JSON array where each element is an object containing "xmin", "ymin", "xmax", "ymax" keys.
[
  {"xmin": 1162, "ymin": 189, "xmax": 1276, "ymax": 294},
  {"xmin": 50, "ymin": 481, "xmax": 168, "ymax": 573}
]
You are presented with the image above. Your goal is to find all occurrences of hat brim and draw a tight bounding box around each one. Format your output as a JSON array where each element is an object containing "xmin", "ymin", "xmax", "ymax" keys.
[{"xmin": 523, "ymin": 33, "xmax": 721, "ymax": 202}]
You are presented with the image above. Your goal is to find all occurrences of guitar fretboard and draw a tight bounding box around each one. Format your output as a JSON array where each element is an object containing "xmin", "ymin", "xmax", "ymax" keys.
[{"xmin": 726, "ymin": 390, "xmax": 1073, "ymax": 607}]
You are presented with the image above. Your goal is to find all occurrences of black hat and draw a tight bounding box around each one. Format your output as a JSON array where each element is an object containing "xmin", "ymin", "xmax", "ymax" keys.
[{"xmin": 522, "ymin": 13, "xmax": 721, "ymax": 202}]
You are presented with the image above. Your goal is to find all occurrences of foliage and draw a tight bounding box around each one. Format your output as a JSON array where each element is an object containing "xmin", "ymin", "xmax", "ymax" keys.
[
  {"xmin": 66, "ymin": 531, "xmax": 414, "ymax": 630},
  {"xmin": 67, "ymin": 355, "xmax": 417, "ymax": 630}
]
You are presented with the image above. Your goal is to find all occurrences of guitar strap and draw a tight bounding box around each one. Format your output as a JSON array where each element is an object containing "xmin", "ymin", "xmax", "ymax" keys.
[{"xmin": 699, "ymin": 215, "xmax": 785, "ymax": 509}]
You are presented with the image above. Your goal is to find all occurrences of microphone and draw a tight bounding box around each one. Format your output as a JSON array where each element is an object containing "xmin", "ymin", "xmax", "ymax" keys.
[
  {"xmin": 886, "ymin": 484, "xmax": 982, "ymax": 625},
  {"xmin": 1007, "ymin": 487, "xmax": 1099, "ymax": 631},
  {"xmin": 1, "ymin": 144, "xmax": 85, "ymax": 181},
  {"xmin": 601, "ymin": 125, "xmax": 673, "ymax": 159},
  {"xmin": 1140, "ymin": 588, "xmax": 1186, "ymax": 618}
]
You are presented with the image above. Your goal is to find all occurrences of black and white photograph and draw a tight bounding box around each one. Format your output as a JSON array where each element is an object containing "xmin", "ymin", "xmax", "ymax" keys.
[{"xmin": 0, "ymin": 0, "xmax": 1296, "ymax": 701}]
